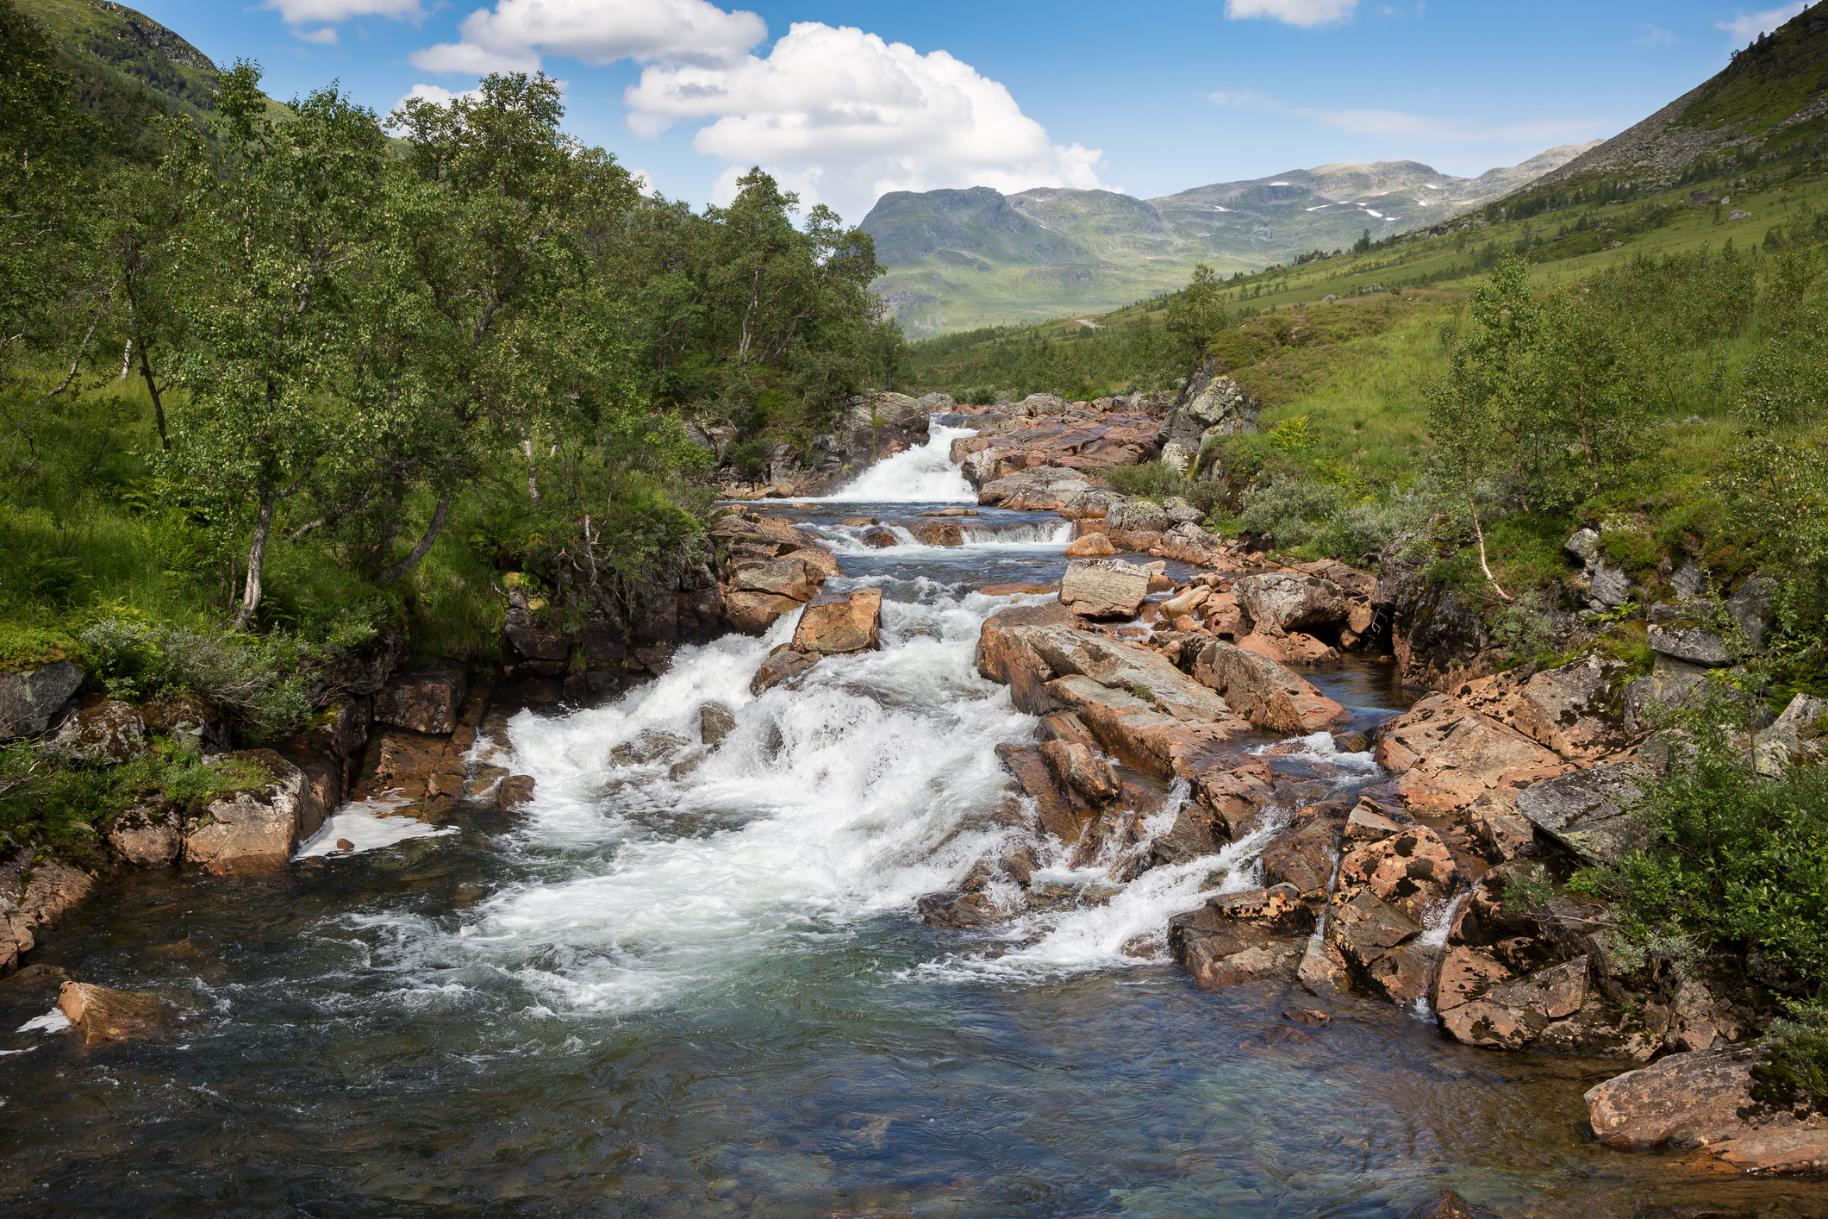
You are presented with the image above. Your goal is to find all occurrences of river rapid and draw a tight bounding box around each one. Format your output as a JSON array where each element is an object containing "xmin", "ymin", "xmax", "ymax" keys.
[{"xmin": 1, "ymin": 422, "xmax": 1820, "ymax": 1217}]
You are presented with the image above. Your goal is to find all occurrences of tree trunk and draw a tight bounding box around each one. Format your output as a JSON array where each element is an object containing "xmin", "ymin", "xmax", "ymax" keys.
[
  {"xmin": 234, "ymin": 486, "xmax": 276, "ymax": 629},
  {"xmin": 119, "ymin": 338, "xmax": 133, "ymax": 380},
  {"xmin": 134, "ymin": 335, "xmax": 169, "ymax": 451},
  {"xmin": 523, "ymin": 435, "xmax": 541, "ymax": 505},
  {"xmin": 1468, "ymin": 495, "xmax": 1514, "ymax": 604},
  {"xmin": 378, "ymin": 494, "xmax": 451, "ymax": 586}
]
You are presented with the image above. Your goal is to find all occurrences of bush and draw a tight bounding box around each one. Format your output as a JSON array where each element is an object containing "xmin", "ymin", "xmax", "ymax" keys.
[
  {"xmin": 1754, "ymin": 997, "xmax": 1828, "ymax": 1112},
  {"xmin": 79, "ymin": 617, "xmax": 312, "ymax": 737},
  {"xmin": 1104, "ymin": 461, "xmax": 1184, "ymax": 501},
  {"xmin": 1235, "ymin": 478, "xmax": 1346, "ymax": 550},
  {"xmin": 1581, "ymin": 698, "xmax": 1828, "ymax": 999}
]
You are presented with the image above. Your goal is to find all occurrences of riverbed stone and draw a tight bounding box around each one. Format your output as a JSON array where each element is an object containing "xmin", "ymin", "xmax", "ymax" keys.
[
  {"xmin": 1336, "ymin": 826, "xmax": 1457, "ymax": 920},
  {"xmin": 1059, "ymin": 558, "xmax": 1151, "ymax": 619},
  {"xmin": 750, "ymin": 646, "xmax": 822, "ymax": 695},
  {"xmin": 181, "ymin": 751, "xmax": 304, "ymax": 874},
  {"xmin": 1231, "ymin": 571, "xmax": 1348, "ymax": 635},
  {"xmin": 56, "ymin": 980, "xmax": 173, "ymax": 1044},
  {"xmin": 791, "ymin": 588, "xmax": 883, "ymax": 655},
  {"xmin": 1190, "ymin": 640, "xmax": 1346, "ymax": 734}
]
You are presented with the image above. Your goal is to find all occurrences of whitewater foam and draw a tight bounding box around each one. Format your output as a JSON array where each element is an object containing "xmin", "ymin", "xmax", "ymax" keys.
[{"xmin": 810, "ymin": 423, "xmax": 978, "ymax": 502}]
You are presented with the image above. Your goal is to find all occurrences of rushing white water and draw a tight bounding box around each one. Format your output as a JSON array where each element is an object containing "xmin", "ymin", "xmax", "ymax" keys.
[
  {"xmin": 810, "ymin": 423, "xmax": 978, "ymax": 503},
  {"xmin": 807, "ymin": 518, "xmax": 1074, "ymax": 555},
  {"xmin": 296, "ymin": 796, "xmax": 456, "ymax": 860},
  {"xmin": 354, "ymin": 583, "xmax": 1043, "ymax": 1014}
]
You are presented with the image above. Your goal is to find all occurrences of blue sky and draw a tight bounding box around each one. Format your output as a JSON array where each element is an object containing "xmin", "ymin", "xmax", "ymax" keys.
[{"xmin": 130, "ymin": 0, "xmax": 1810, "ymax": 222}]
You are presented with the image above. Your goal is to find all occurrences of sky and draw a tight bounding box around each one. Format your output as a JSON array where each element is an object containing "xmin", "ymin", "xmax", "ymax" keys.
[{"xmin": 128, "ymin": 0, "xmax": 1813, "ymax": 223}]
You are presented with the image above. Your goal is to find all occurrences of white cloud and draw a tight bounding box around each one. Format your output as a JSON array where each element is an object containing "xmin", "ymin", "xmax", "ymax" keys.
[
  {"xmin": 1716, "ymin": 4, "xmax": 1805, "ymax": 42},
  {"xmin": 295, "ymin": 26, "xmax": 339, "ymax": 44},
  {"xmin": 625, "ymin": 22, "xmax": 1104, "ymax": 222},
  {"xmin": 412, "ymin": 0, "xmax": 765, "ymax": 75},
  {"xmin": 1224, "ymin": 0, "xmax": 1358, "ymax": 27},
  {"xmin": 262, "ymin": 0, "xmax": 421, "ymax": 24},
  {"xmin": 392, "ymin": 82, "xmax": 483, "ymax": 113}
]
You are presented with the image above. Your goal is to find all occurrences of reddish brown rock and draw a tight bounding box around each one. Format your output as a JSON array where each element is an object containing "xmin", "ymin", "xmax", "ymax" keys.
[
  {"xmin": 1336, "ymin": 826, "xmax": 1457, "ymax": 921},
  {"xmin": 1191, "ymin": 640, "xmax": 1347, "ymax": 734},
  {"xmin": 497, "ymin": 774, "xmax": 536, "ymax": 813},
  {"xmin": 1586, "ymin": 1049, "xmax": 1828, "ymax": 1176},
  {"xmin": 375, "ymin": 668, "xmax": 468, "ymax": 736},
  {"xmin": 750, "ymin": 646, "xmax": 822, "ymax": 694},
  {"xmin": 182, "ymin": 752, "xmax": 306, "ymax": 874},
  {"xmin": 1064, "ymin": 532, "xmax": 1117, "ymax": 557},
  {"xmin": 107, "ymin": 807, "xmax": 182, "ymax": 867},
  {"xmin": 1457, "ymin": 657, "xmax": 1633, "ymax": 762},
  {"xmin": 57, "ymin": 981, "xmax": 173, "ymax": 1044},
  {"xmin": 792, "ymin": 588, "xmax": 884, "ymax": 655},
  {"xmin": 1374, "ymin": 694, "xmax": 1567, "ymax": 817}
]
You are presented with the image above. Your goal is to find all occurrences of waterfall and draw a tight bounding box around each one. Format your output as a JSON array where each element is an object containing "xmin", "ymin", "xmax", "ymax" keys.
[{"xmin": 809, "ymin": 423, "xmax": 978, "ymax": 503}]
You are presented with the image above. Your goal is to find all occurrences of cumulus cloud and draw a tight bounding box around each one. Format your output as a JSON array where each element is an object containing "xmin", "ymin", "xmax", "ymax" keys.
[
  {"xmin": 295, "ymin": 26, "xmax": 339, "ymax": 44},
  {"xmin": 1224, "ymin": 0, "xmax": 1358, "ymax": 27},
  {"xmin": 411, "ymin": 0, "xmax": 765, "ymax": 75},
  {"xmin": 624, "ymin": 23, "xmax": 1104, "ymax": 221},
  {"xmin": 1208, "ymin": 89, "xmax": 1599, "ymax": 146},
  {"xmin": 1716, "ymin": 3, "xmax": 1805, "ymax": 42},
  {"xmin": 392, "ymin": 82, "xmax": 483, "ymax": 113}
]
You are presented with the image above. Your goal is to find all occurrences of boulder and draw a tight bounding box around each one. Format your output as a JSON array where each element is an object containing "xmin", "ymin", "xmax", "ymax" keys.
[
  {"xmin": 1585, "ymin": 1049, "xmax": 1828, "ymax": 1176},
  {"xmin": 700, "ymin": 702, "xmax": 737, "ymax": 746},
  {"xmin": 1514, "ymin": 759, "xmax": 1653, "ymax": 866},
  {"xmin": 1106, "ymin": 498, "xmax": 1170, "ymax": 532},
  {"xmin": 1231, "ymin": 571, "xmax": 1348, "ymax": 635},
  {"xmin": 1168, "ymin": 904, "xmax": 1303, "ymax": 991},
  {"xmin": 496, "ymin": 774, "xmax": 536, "ymax": 813},
  {"xmin": 1325, "ymin": 888, "xmax": 1429, "ymax": 1005},
  {"xmin": 1064, "ymin": 532, "xmax": 1117, "ymax": 558},
  {"xmin": 751, "ymin": 646, "xmax": 822, "ymax": 694},
  {"xmin": 56, "ymin": 980, "xmax": 174, "ymax": 1044},
  {"xmin": 1373, "ymin": 695, "xmax": 1566, "ymax": 817},
  {"xmin": 181, "ymin": 752, "xmax": 305, "ymax": 874},
  {"xmin": 49, "ymin": 698, "xmax": 147, "ymax": 763},
  {"xmin": 1190, "ymin": 640, "xmax": 1346, "ymax": 734},
  {"xmin": 1564, "ymin": 528, "xmax": 1632, "ymax": 609},
  {"xmin": 1647, "ymin": 602, "xmax": 1737, "ymax": 667},
  {"xmin": 912, "ymin": 520, "xmax": 965, "ymax": 547},
  {"xmin": 0, "ymin": 660, "xmax": 82, "ymax": 739},
  {"xmin": 107, "ymin": 806, "xmax": 182, "ymax": 867},
  {"xmin": 791, "ymin": 589, "xmax": 884, "ymax": 655},
  {"xmin": 1456, "ymin": 657, "xmax": 1632, "ymax": 763},
  {"xmin": 1755, "ymin": 692, "xmax": 1828, "ymax": 776},
  {"xmin": 1058, "ymin": 558, "xmax": 1150, "ymax": 619},
  {"xmin": 722, "ymin": 589, "xmax": 807, "ymax": 633},
  {"xmin": 375, "ymin": 668, "xmax": 468, "ymax": 736},
  {"xmin": 1336, "ymin": 826, "xmax": 1457, "ymax": 920}
]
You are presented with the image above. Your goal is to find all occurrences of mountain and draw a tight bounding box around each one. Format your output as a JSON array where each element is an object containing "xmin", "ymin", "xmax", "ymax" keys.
[
  {"xmin": 863, "ymin": 146, "xmax": 1597, "ymax": 336},
  {"xmin": 1524, "ymin": 0, "xmax": 1828, "ymax": 196}
]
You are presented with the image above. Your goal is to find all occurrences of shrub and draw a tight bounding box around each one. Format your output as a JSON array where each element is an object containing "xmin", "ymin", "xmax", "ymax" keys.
[
  {"xmin": 1104, "ymin": 461, "xmax": 1184, "ymax": 501},
  {"xmin": 79, "ymin": 618, "xmax": 312, "ymax": 737},
  {"xmin": 1235, "ymin": 477, "xmax": 1346, "ymax": 550},
  {"xmin": 1754, "ymin": 997, "xmax": 1828, "ymax": 1112}
]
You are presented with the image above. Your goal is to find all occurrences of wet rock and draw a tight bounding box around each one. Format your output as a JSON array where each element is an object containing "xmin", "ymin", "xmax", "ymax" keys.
[
  {"xmin": 1326, "ymin": 888, "xmax": 1427, "ymax": 1005},
  {"xmin": 1038, "ymin": 738, "xmax": 1120, "ymax": 804},
  {"xmin": 1190, "ymin": 640, "xmax": 1346, "ymax": 734},
  {"xmin": 182, "ymin": 751, "xmax": 306, "ymax": 874},
  {"xmin": 49, "ymin": 698, "xmax": 146, "ymax": 763},
  {"xmin": 1168, "ymin": 905, "xmax": 1302, "ymax": 991},
  {"xmin": 1336, "ymin": 826, "xmax": 1457, "ymax": 921},
  {"xmin": 917, "ymin": 888, "xmax": 1000, "ymax": 929},
  {"xmin": 1514, "ymin": 758, "xmax": 1653, "ymax": 866},
  {"xmin": 375, "ymin": 667, "xmax": 468, "ymax": 736},
  {"xmin": 1260, "ymin": 810, "xmax": 1343, "ymax": 898},
  {"xmin": 1373, "ymin": 694, "xmax": 1566, "ymax": 817},
  {"xmin": 496, "ymin": 774, "xmax": 536, "ymax": 813},
  {"xmin": 1059, "ymin": 558, "xmax": 1151, "ymax": 619},
  {"xmin": 996, "ymin": 743, "xmax": 1085, "ymax": 844},
  {"xmin": 1, "ymin": 855, "xmax": 94, "ymax": 973},
  {"xmin": 1063, "ymin": 532, "xmax": 1117, "ymax": 557},
  {"xmin": 750, "ymin": 646, "xmax": 822, "ymax": 694},
  {"xmin": 56, "ymin": 981, "xmax": 174, "ymax": 1044},
  {"xmin": 1207, "ymin": 883, "xmax": 1314, "ymax": 932},
  {"xmin": 700, "ymin": 702, "xmax": 737, "ymax": 746},
  {"xmin": 1231, "ymin": 571, "xmax": 1348, "ymax": 636},
  {"xmin": 912, "ymin": 519, "xmax": 965, "ymax": 547},
  {"xmin": 106, "ymin": 806, "xmax": 181, "ymax": 867},
  {"xmin": 792, "ymin": 588, "xmax": 884, "ymax": 655},
  {"xmin": 336, "ymin": 837, "xmax": 356, "ymax": 852},
  {"xmin": 1585, "ymin": 1048, "xmax": 1828, "ymax": 1175},
  {"xmin": 860, "ymin": 527, "xmax": 898, "ymax": 548},
  {"xmin": 722, "ymin": 589, "xmax": 808, "ymax": 633},
  {"xmin": 0, "ymin": 659, "xmax": 83, "ymax": 739}
]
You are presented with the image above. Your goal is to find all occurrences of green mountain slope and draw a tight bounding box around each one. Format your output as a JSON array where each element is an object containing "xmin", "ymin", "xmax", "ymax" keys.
[{"xmin": 864, "ymin": 146, "xmax": 1596, "ymax": 337}]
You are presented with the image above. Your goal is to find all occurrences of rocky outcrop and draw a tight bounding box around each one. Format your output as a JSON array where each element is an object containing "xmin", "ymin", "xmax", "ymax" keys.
[
  {"xmin": 712, "ymin": 512, "xmax": 840, "ymax": 633},
  {"xmin": 1564, "ymin": 528, "xmax": 1631, "ymax": 609},
  {"xmin": 977, "ymin": 465, "xmax": 1115, "ymax": 516},
  {"xmin": 1755, "ymin": 692, "xmax": 1828, "ymax": 776},
  {"xmin": 375, "ymin": 668, "xmax": 468, "ymax": 736},
  {"xmin": 1231, "ymin": 571, "xmax": 1348, "ymax": 636},
  {"xmin": 1059, "ymin": 558, "xmax": 1150, "ymax": 619},
  {"xmin": 1189, "ymin": 641, "xmax": 1345, "ymax": 734},
  {"xmin": 1374, "ymin": 694, "xmax": 1568, "ymax": 818},
  {"xmin": 791, "ymin": 589, "xmax": 884, "ymax": 655},
  {"xmin": 1585, "ymin": 1049, "xmax": 1828, "ymax": 1176},
  {"xmin": 0, "ymin": 855, "xmax": 94, "ymax": 974},
  {"xmin": 1454, "ymin": 658, "xmax": 1633, "ymax": 763},
  {"xmin": 181, "ymin": 751, "xmax": 317, "ymax": 874},
  {"xmin": 751, "ymin": 646, "xmax": 821, "ymax": 694},
  {"xmin": 0, "ymin": 660, "xmax": 82, "ymax": 739},
  {"xmin": 952, "ymin": 402, "xmax": 1162, "ymax": 491},
  {"xmin": 1159, "ymin": 359, "xmax": 1259, "ymax": 475},
  {"xmin": 1514, "ymin": 758, "xmax": 1653, "ymax": 866}
]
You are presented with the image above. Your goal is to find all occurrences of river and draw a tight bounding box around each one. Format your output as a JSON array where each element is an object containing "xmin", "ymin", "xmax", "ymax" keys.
[{"xmin": 1, "ymin": 421, "xmax": 1819, "ymax": 1216}]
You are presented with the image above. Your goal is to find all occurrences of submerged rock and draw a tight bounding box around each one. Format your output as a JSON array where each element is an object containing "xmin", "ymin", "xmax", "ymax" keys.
[
  {"xmin": 57, "ymin": 981, "xmax": 174, "ymax": 1044},
  {"xmin": 751, "ymin": 646, "xmax": 821, "ymax": 694}
]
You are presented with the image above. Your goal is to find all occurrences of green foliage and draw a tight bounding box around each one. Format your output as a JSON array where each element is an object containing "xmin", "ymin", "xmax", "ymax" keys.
[
  {"xmin": 1164, "ymin": 263, "xmax": 1227, "ymax": 366},
  {"xmin": 79, "ymin": 616, "xmax": 312, "ymax": 737},
  {"xmin": 1753, "ymin": 996, "xmax": 1828, "ymax": 1113},
  {"xmin": 1582, "ymin": 699, "xmax": 1828, "ymax": 1002}
]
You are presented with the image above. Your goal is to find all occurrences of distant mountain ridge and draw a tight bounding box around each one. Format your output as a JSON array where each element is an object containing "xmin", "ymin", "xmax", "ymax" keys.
[{"xmin": 863, "ymin": 145, "xmax": 1597, "ymax": 336}]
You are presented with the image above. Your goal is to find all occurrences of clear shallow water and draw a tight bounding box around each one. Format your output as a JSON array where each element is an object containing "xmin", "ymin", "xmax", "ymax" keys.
[{"xmin": 2, "ymin": 424, "xmax": 1821, "ymax": 1216}]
